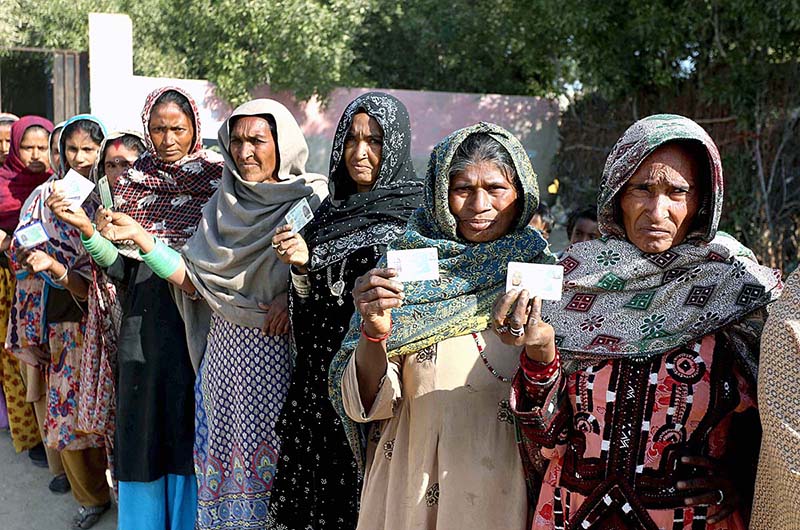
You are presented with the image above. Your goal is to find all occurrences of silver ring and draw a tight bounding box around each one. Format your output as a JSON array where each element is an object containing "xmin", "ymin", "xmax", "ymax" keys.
[
  {"xmin": 715, "ymin": 489, "xmax": 724, "ymax": 505},
  {"xmin": 495, "ymin": 325, "xmax": 509, "ymax": 335},
  {"xmin": 277, "ymin": 248, "xmax": 287, "ymax": 256},
  {"xmin": 509, "ymin": 326, "xmax": 525, "ymax": 337},
  {"xmin": 271, "ymin": 241, "xmax": 280, "ymax": 249}
]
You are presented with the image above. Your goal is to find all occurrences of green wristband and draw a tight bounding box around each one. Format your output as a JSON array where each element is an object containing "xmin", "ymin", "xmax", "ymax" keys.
[
  {"xmin": 81, "ymin": 227, "xmax": 119, "ymax": 268},
  {"xmin": 139, "ymin": 237, "xmax": 181, "ymax": 279}
]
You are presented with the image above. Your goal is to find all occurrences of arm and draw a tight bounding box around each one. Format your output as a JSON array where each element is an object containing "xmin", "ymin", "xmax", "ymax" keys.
[
  {"xmin": 19, "ymin": 248, "xmax": 89, "ymax": 300},
  {"xmin": 96, "ymin": 208, "xmax": 196, "ymax": 294}
]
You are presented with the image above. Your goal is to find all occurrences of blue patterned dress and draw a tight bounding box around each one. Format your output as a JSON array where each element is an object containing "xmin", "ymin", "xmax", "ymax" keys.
[{"xmin": 194, "ymin": 313, "xmax": 292, "ymax": 529}]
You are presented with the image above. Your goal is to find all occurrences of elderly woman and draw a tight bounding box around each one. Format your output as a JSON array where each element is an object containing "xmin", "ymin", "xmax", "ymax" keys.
[
  {"xmin": 98, "ymin": 99, "xmax": 327, "ymax": 529},
  {"xmin": 0, "ymin": 112, "xmax": 19, "ymax": 164},
  {"xmin": 751, "ymin": 266, "xmax": 800, "ymax": 529},
  {"xmin": 504, "ymin": 114, "xmax": 782, "ymax": 529},
  {"xmin": 53, "ymin": 87, "xmax": 222, "ymax": 530},
  {"xmin": 268, "ymin": 92, "xmax": 422, "ymax": 529},
  {"xmin": 8, "ymin": 114, "xmax": 112, "ymax": 529},
  {"xmin": 329, "ymin": 122, "xmax": 552, "ymax": 530}
]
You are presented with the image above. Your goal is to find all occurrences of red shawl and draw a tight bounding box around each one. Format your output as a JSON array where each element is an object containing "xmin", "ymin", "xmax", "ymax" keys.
[
  {"xmin": 112, "ymin": 86, "xmax": 223, "ymax": 251},
  {"xmin": 0, "ymin": 116, "xmax": 54, "ymax": 232}
]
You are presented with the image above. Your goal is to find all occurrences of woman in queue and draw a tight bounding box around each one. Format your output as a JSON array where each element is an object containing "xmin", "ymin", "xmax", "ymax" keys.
[
  {"xmin": 330, "ymin": 122, "xmax": 553, "ymax": 530},
  {"xmin": 97, "ymin": 98, "xmax": 327, "ymax": 528},
  {"xmin": 505, "ymin": 114, "xmax": 782, "ymax": 529},
  {"xmin": 8, "ymin": 115, "xmax": 112, "ymax": 529},
  {"xmin": 268, "ymin": 92, "xmax": 423, "ymax": 529}
]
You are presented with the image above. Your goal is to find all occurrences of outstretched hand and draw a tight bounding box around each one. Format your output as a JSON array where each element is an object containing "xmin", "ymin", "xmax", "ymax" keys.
[
  {"xmin": 352, "ymin": 268, "xmax": 404, "ymax": 339},
  {"xmin": 491, "ymin": 290, "xmax": 556, "ymax": 364}
]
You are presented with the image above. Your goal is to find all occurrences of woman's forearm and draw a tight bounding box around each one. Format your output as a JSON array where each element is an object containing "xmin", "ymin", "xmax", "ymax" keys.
[
  {"xmin": 50, "ymin": 261, "xmax": 89, "ymax": 300},
  {"xmin": 354, "ymin": 336, "xmax": 389, "ymax": 413}
]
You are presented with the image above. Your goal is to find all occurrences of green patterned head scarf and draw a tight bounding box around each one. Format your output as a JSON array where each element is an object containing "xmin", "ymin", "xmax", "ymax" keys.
[
  {"xmin": 597, "ymin": 113, "xmax": 723, "ymax": 243},
  {"xmin": 329, "ymin": 122, "xmax": 554, "ymax": 470}
]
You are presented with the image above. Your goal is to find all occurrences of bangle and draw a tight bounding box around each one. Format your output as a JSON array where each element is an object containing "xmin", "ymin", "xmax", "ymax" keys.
[
  {"xmin": 53, "ymin": 266, "xmax": 69, "ymax": 283},
  {"xmin": 290, "ymin": 268, "xmax": 311, "ymax": 298},
  {"xmin": 139, "ymin": 237, "xmax": 181, "ymax": 279},
  {"xmin": 81, "ymin": 227, "xmax": 119, "ymax": 268},
  {"xmin": 360, "ymin": 320, "xmax": 391, "ymax": 343}
]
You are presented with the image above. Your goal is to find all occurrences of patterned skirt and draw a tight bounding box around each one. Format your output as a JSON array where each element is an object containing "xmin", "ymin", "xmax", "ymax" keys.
[
  {"xmin": 194, "ymin": 314, "xmax": 292, "ymax": 529},
  {"xmin": 0, "ymin": 267, "xmax": 40, "ymax": 452}
]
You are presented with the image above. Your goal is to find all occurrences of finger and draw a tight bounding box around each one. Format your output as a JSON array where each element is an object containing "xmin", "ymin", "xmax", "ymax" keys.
[
  {"xmin": 274, "ymin": 224, "xmax": 293, "ymax": 235},
  {"xmin": 683, "ymin": 491, "xmax": 721, "ymax": 507},
  {"xmin": 361, "ymin": 298, "xmax": 403, "ymax": 314},
  {"xmin": 272, "ymin": 230, "xmax": 298, "ymax": 244},
  {"xmin": 358, "ymin": 287, "xmax": 405, "ymax": 304},
  {"xmin": 509, "ymin": 289, "xmax": 531, "ymax": 328},
  {"xmin": 492, "ymin": 291, "xmax": 520, "ymax": 329},
  {"xmin": 527, "ymin": 296, "xmax": 542, "ymax": 326},
  {"xmin": 708, "ymin": 505, "xmax": 735, "ymax": 524},
  {"xmin": 676, "ymin": 478, "xmax": 722, "ymax": 491},
  {"xmin": 355, "ymin": 272, "xmax": 403, "ymax": 296}
]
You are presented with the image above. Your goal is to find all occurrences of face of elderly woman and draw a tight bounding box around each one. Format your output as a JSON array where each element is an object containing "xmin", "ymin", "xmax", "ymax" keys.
[
  {"xmin": 18, "ymin": 127, "xmax": 50, "ymax": 173},
  {"xmin": 148, "ymin": 102, "xmax": 194, "ymax": 163},
  {"xmin": 448, "ymin": 161, "xmax": 519, "ymax": 243},
  {"xmin": 229, "ymin": 116, "xmax": 278, "ymax": 183},
  {"xmin": 345, "ymin": 112, "xmax": 383, "ymax": 192},
  {"xmin": 619, "ymin": 144, "xmax": 702, "ymax": 253},
  {"xmin": 0, "ymin": 123, "xmax": 11, "ymax": 164}
]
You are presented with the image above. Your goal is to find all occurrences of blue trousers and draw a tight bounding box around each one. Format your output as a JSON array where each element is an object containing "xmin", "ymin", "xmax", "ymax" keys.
[{"xmin": 118, "ymin": 474, "xmax": 197, "ymax": 530}]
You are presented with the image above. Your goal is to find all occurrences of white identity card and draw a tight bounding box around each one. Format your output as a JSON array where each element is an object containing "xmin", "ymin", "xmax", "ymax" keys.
[
  {"xmin": 284, "ymin": 197, "xmax": 314, "ymax": 233},
  {"xmin": 56, "ymin": 169, "xmax": 96, "ymax": 210},
  {"xmin": 15, "ymin": 221, "xmax": 50, "ymax": 249},
  {"xmin": 97, "ymin": 176, "xmax": 113, "ymax": 210},
  {"xmin": 386, "ymin": 248, "xmax": 440, "ymax": 283},
  {"xmin": 505, "ymin": 262, "xmax": 564, "ymax": 301}
]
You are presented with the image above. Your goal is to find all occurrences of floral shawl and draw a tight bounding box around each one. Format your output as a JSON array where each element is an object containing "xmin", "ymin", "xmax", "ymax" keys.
[
  {"xmin": 304, "ymin": 92, "xmax": 423, "ymax": 271},
  {"xmin": 329, "ymin": 122, "xmax": 554, "ymax": 470},
  {"xmin": 112, "ymin": 86, "xmax": 223, "ymax": 256},
  {"xmin": 545, "ymin": 114, "xmax": 782, "ymax": 378}
]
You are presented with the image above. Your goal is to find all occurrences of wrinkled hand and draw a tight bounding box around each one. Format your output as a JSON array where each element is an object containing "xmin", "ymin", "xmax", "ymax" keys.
[
  {"xmin": 21, "ymin": 249, "xmax": 56, "ymax": 275},
  {"xmin": 258, "ymin": 292, "xmax": 290, "ymax": 336},
  {"xmin": 271, "ymin": 225, "xmax": 310, "ymax": 272},
  {"xmin": 677, "ymin": 456, "xmax": 739, "ymax": 524},
  {"xmin": 492, "ymin": 290, "xmax": 556, "ymax": 363},
  {"xmin": 45, "ymin": 191, "xmax": 92, "ymax": 235},
  {"xmin": 353, "ymin": 268, "xmax": 403, "ymax": 338},
  {"xmin": 97, "ymin": 209, "xmax": 144, "ymax": 243}
]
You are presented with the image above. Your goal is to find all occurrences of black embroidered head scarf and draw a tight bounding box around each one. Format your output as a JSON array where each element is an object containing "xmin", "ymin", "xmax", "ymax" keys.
[{"xmin": 303, "ymin": 92, "xmax": 423, "ymax": 271}]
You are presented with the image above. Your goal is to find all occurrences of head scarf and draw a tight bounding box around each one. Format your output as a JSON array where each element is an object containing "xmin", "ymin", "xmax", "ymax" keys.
[
  {"xmin": 90, "ymin": 130, "xmax": 146, "ymax": 185},
  {"xmin": 330, "ymin": 122, "xmax": 554, "ymax": 469},
  {"xmin": 0, "ymin": 116, "xmax": 54, "ymax": 232},
  {"xmin": 112, "ymin": 86, "xmax": 223, "ymax": 254},
  {"xmin": 304, "ymin": 92, "xmax": 423, "ymax": 271},
  {"xmin": 48, "ymin": 121, "xmax": 66, "ymax": 178},
  {"xmin": 544, "ymin": 114, "xmax": 782, "ymax": 377},
  {"xmin": 182, "ymin": 99, "xmax": 328, "ymax": 329}
]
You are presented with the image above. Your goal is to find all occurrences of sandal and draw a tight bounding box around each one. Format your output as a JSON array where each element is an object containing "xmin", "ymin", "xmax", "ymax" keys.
[{"xmin": 71, "ymin": 502, "xmax": 111, "ymax": 529}]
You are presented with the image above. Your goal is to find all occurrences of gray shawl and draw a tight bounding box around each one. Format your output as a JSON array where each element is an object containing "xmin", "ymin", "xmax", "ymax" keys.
[{"xmin": 179, "ymin": 99, "xmax": 327, "ymax": 364}]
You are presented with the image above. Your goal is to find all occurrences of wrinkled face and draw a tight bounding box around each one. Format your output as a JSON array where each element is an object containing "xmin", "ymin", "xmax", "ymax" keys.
[
  {"xmin": 18, "ymin": 127, "xmax": 50, "ymax": 173},
  {"xmin": 529, "ymin": 214, "xmax": 551, "ymax": 240},
  {"xmin": 0, "ymin": 124, "xmax": 11, "ymax": 164},
  {"xmin": 148, "ymin": 102, "xmax": 194, "ymax": 162},
  {"xmin": 570, "ymin": 217, "xmax": 600, "ymax": 243},
  {"xmin": 229, "ymin": 116, "xmax": 278, "ymax": 183},
  {"xmin": 64, "ymin": 129, "xmax": 100, "ymax": 178},
  {"xmin": 448, "ymin": 161, "xmax": 520, "ymax": 243},
  {"xmin": 344, "ymin": 112, "xmax": 383, "ymax": 192},
  {"xmin": 103, "ymin": 141, "xmax": 141, "ymax": 187},
  {"xmin": 619, "ymin": 144, "xmax": 703, "ymax": 253}
]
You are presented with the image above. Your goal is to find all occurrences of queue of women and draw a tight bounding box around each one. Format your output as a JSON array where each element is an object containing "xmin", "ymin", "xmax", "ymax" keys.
[{"xmin": 0, "ymin": 86, "xmax": 797, "ymax": 530}]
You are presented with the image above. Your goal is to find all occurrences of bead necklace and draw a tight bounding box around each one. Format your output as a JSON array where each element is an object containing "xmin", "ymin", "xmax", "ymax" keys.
[{"xmin": 472, "ymin": 332, "xmax": 511, "ymax": 383}]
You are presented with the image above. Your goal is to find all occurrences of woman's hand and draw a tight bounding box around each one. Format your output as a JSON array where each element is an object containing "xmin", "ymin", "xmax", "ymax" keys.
[
  {"xmin": 677, "ymin": 456, "xmax": 739, "ymax": 524},
  {"xmin": 353, "ymin": 268, "xmax": 404, "ymax": 338},
  {"xmin": 97, "ymin": 209, "xmax": 149, "ymax": 249},
  {"xmin": 271, "ymin": 225, "xmax": 310, "ymax": 273},
  {"xmin": 492, "ymin": 290, "xmax": 556, "ymax": 363},
  {"xmin": 258, "ymin": 292, "xmax": 290, "ymax": 336},
  {"xmin": 45, "ymin": 191, "xmax": 93, "ymax": 237},
  {"xmin": 20, "ymin": 249, "xmax": 57, "ymax": 275}
]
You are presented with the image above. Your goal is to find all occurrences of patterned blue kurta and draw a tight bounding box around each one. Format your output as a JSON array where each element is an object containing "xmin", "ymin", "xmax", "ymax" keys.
[{"xmin": 194, "ymin": 313, "xmax": 292, "ymax": 529}]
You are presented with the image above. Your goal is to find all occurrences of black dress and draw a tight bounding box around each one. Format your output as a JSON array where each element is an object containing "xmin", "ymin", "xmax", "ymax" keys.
[
  {"xmin": 108, "ymin": 255, "xmax": 195, "ymax": 482},
  {"xmin": 269, "ymin": 245, "xmax": 383, "ymax": 529}
]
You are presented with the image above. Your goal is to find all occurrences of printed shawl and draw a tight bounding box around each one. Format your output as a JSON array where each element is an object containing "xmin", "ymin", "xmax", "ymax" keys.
[
  {"xmin": 304, "ymin": 92, "xmax": 423, "ymax": 271},
  {"xmin": 112, "ymin": 86, "xmax": 223, "ymax": 256},
  {"xmin": 329, "ymin": 122, "xmax": 554, "ymax": 470},
  {"xmin": 546, "ymin": 114, "xmax": 782, "ymax": 377},
  {"xmin": 0, "ymin": 116, "xmax": 54, "ymax": 232},
  {"xmin": 183, "ymin": 98, "xmax": 328, "ymax": 330}
]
